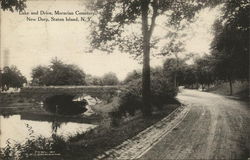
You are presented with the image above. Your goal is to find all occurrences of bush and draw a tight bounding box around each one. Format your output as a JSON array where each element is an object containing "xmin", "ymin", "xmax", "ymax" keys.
[
  {"xmin": 0, "ymin": 135, "xmax": 68, "ymax": 160},
  {"xmin": 109, "ymin": 111, "xmax": 123, "ymax": 127},
  {"xmin": 118, "ymin": 79, "xmax": 143, "ymax": 116},
  {"xmin": 150, "ymin": 72, "xmax": 178, "ymax": 108},
  {"xmin": 0, "ymin": 124, "xmax": 68, "ymax": 160},
  {"xmin": 101, "ymin": 72, "xmax": 119, "ymax": 85},
  {"xmin": 118, "ymin": 68, "xmax": 177, "ymax": 116}
]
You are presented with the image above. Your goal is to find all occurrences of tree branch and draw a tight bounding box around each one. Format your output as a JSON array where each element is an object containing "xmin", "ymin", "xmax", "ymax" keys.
[
  {"xmin": 141, "ymin": 0, "xmax": 150, "ymax": 36},
  {"xmin": 149, "ymin": 0, "xmax": 158, "ymax": 39}
]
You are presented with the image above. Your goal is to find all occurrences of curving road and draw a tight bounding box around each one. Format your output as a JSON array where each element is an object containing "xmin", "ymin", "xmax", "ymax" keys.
[{"xmin": 140, "ymin": 89, "xmax": 250, "ymax": 160}]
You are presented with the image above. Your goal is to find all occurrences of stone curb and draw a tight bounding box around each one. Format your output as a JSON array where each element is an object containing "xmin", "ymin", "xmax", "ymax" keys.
[{"xmin": 94, "ymin": 104, "xmax": 191, "ymax": 160}]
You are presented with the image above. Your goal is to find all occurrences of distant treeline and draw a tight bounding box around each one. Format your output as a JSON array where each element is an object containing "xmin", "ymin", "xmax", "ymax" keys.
[
  {"xmin": 30, "ymin": 58, "xmax": 119, "ymax": 86},
  {"xmin": 162, "ymin": 0, "xmax": 249, "ymax": 96}
]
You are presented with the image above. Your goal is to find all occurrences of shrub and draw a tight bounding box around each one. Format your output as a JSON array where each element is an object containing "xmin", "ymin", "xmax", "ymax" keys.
[
  {"xmin": 118, "ymin": 79, "xmax": 143, "ymax": 117},
  {"xmin": 150, "ymin": 71, "xmax": 178, "ymax": 108},
  {"xmin": 0, "ymin": 135, "xmax": 68, "ymax": 160},
  {"xmin": 118, "ymin": 68, "xmax": 177, "ymax": 116},
  {"xmin": 109, "ymin": 111, "xmax": 123, "ymax": 127},
  {"xmin": 101, "ymin": 72, "xmax": 119, "ymax": 85},
  {"xmin": 0, "ymin": 124, "xmax": 68, "ymax": 160}
]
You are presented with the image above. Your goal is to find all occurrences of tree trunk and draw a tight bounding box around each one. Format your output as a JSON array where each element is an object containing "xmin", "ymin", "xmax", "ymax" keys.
[
  {"xmin": 229, "ymin": 76, "xmax": 233, "ymax": 95},
  {"xmin": 174, "ymin": 72, "xmax": 178, "ymax": 88},
  {"xmin": 174, "ymin": 54, "xmax": 179, "ymax": 88},
  {"xmin": 141, "ymin": 0, "xmax": 151, "ymax": 117},
  {"xmin": 0, "ymin": 74, "xmax": 2, "ymax": 91}
]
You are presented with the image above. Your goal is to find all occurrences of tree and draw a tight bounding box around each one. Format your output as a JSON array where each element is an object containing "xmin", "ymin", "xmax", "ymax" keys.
[
  {"xmin": 88, "ymin": 0, "xmax": 220, "ymax": 116},
  {"xmin": 31, "ymin": 59, "xmax": 86, "ymax": 86},
  {"xmin": 0, "ymin": 0, "xmax": 26, "ymax": 12},
  {"xmin": 102, "ymin": 72, "xmax": 119, "ymax": 85},
  {"xmin": 123, "ymin": 70, "xmax": 142, "ymax": 84},
  {"xmin": 1, "ymin": 66, "xmax": 27, "ymax": 90},
  {"xmin": 210, "ymin": 0, "xmax": 249, "ymax": 95},
  {"xmin": 163, "ymin": 58, "xmax": 187, "ymax": 88},
  {"xmin": 91, "ymin": 76, "xmax": 103, "ymax": 86},
  {"xmin": 0, "ymin": 0, "xmax": 26, "ymax": 89},
  {"xmin": 182, "ymin": 65, "xmax": 198, "ymax": 88},
  {"xmin": 31, "ymin": 65, "xmax": 50, "ymax": 86},
  {"xmin": 194, "ymin": 55, "xmax": 215, "ymax": 89}
]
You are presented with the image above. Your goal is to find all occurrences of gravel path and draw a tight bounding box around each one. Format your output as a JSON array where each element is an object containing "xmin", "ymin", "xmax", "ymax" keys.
[
  {"xmin": 140, "ymin": 89, "xmax": 250, "ymax": 160},
  {"xmin": 95, "ymin": 89, "xmax": 250, "ymax": 160}
]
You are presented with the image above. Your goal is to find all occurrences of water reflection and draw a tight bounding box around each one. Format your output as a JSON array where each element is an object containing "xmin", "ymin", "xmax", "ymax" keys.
[
  {"xmin": 0, "ymin": 114, "xmax": 97, "ymax": 148},
  {"xmin": 44, "ymin": 95, "xmax": 88, "ymax": 115},
  {"xmin": 52, "ymin": 120, "xmax": 62, "ymax": 134}
]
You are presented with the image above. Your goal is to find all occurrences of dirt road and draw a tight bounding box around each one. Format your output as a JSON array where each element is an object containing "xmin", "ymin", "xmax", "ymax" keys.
[{"xmin": 140, "ymin": 89, "xmax": 250, "ymax": 160}]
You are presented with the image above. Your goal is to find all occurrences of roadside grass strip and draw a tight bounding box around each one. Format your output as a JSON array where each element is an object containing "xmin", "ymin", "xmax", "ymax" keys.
[{"xmin": 94, "ymin": 104, "xmax": 191, "ymax": 160}]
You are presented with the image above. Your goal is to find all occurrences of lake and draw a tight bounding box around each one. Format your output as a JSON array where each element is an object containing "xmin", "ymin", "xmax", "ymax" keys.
[{"xmin": 0, "ymin": 114, "xmax": 97, "ymax": 148}]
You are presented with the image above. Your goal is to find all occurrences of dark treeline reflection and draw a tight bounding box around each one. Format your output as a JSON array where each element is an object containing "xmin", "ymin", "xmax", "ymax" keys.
[{"xmin": 44, "ymin": 95, "xmax": 87, "ymax": 115}]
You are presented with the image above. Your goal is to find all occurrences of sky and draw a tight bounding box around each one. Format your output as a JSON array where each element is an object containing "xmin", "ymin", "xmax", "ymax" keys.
[{"xmin": 0, "ymin": 0, "xmax": 220, "ymax": 81}]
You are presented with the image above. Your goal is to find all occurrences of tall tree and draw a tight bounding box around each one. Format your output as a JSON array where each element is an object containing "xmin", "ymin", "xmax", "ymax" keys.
[
  {"xmin": 1, "ymin": 66, "xmax": 27, "ymax": 90},
  {"xmin": 210, "ymin": 0, "xmax": 249, "ymax": 95},
  {"xmin": 194, "ymin": 55, "xmax": 215, "ymax": 89},
  {"xmin": 88, "ymin": 0, "xmax": 220, "ymax": 116},
  {"xmin": 31, "ymin": 65, "xmax": 50, "ymax": 86},
  {"xmin": 163, "ymin": 57, "xmax": 187, "ymax": 87},
  {"xmin": 31, "ymin": 59, "xmax": 86, "ymax": 86}
]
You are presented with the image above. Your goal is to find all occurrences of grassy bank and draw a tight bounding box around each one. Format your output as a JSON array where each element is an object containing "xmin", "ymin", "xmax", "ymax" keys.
[
  {"xmin": 65, "ymin": 103, "xmax": 179, "ymax": 160},
  {"xmin": 206, "ymin": 81, "xmax": 249, "ymax": 100}
]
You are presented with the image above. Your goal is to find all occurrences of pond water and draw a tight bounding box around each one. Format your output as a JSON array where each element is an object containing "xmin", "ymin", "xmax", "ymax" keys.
[
  {"xmin": 44, "ymin": 95, "xmax": 88, "ymax": 115},
  {"xmin": 0, "ymin": 114, "xmax": 97, "ymax": 148}
]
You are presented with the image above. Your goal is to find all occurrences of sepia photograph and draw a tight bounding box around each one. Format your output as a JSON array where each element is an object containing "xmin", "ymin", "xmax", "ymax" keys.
[{"xmin": 0, "ymin": 0, "xmax": 249, "ymax": 159}]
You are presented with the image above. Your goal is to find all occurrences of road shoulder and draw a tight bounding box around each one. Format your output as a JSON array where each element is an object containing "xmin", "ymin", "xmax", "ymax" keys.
[{"xmin": 94, "ymin": 104, "xmax": 191, "ymax": 160}]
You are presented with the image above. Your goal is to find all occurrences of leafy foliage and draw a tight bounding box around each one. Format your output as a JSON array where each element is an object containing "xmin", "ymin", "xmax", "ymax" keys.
[
  {"xmin": 0, "ymin": 125, "xmax": 67, "ymax": 160},
  {"xmin": 158, "ymin": 0, "xmax": 249, "ymax": 95},
  {"xmin": 119, "ymin": 67, "xmax": 177, "ymax": 116},
  {"xmin": 163, "ymin": 58, "xmax": 187, "ymax": 85},
  {"xmin": 30, "ymin": 65, "xmax": 50, "ymax": 86},
  {"xmin": 209, "ymin": 0, "xmax": 249, "ymax": 94},
  {"xmin": 162, "ymin": 55, "xmax": 215, "ymax": 89},
  {"xmin": 88, "ymin": 0, "xmax": 220, "ymax": 55},
  {"xmin": 123, "ymin": 70, "xmax": 142, "ymax": 84},
  {"xmin": 194, "ymin": 55, "xmax": 215, "ymax": 87},
  {"xmin": 1, "ymin": 66, "xmax": 27, "ymax": 90},
  {"xmin": 85, "ymin": 74, "xmax": 103, "ymax": 86},
  {"xmin": 181, "ymin": 65, "xmax": 197, "ymax": 87},
  {"xmin": 85, "ymin": 73, "xmax": 119, "ymax": 86},
  {"xmin": 31, "ymin": 58, "xmax": 86, "ymax": 86},
  {"xmin": 87, "ymin": 0, "xmax": 221, "ymax": 116},
  {"xmin": 211, "ymin": 0, "xmax": 249, "ymax": 80},
  {"xmin": 0, "ymin": 0, "xmax": 26, "ymax": 12},
  {"xmin": 102, "ymin": 72, "xmax": 119, "ymax": 85}
]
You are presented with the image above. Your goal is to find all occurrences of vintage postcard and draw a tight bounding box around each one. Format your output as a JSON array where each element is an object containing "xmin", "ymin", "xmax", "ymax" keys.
[{"xmin": 0, "ymin": 0, "xmax": 249, "ymax": 159}]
